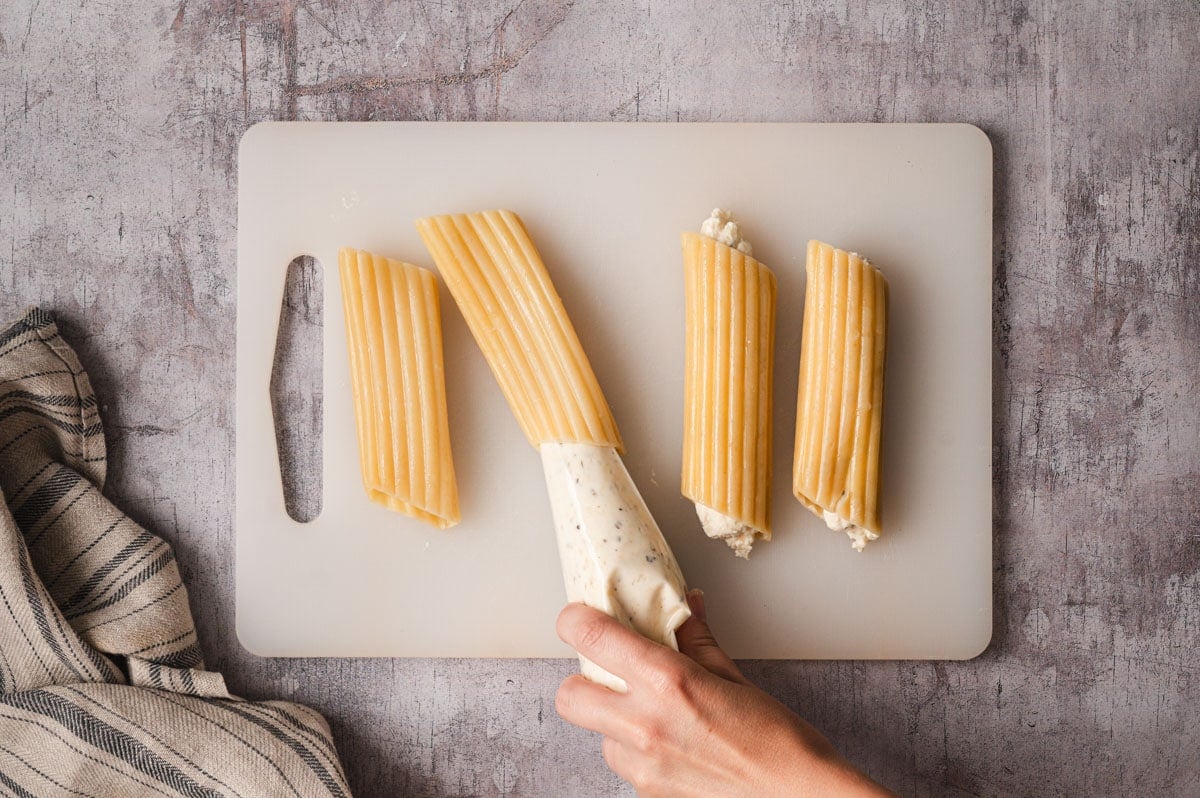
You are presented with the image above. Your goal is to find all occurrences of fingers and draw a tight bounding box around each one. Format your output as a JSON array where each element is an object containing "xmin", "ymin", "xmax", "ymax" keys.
[
  {"xmin": 674, "ymin": 590, "xmax": 748, "ymax": 685},
  {"xmin": 557, "ymin": 603, "xmax": 678, "ymax": 687},
  {"xmin": 555, "ymin": 674, "xmax": 631, "ymax": 738}
]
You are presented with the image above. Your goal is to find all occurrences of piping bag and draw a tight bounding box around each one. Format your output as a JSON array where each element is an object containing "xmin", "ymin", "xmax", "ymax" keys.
[{"xmin": 417, "ymin": 210, "xmax": 691, "ymax": 692}]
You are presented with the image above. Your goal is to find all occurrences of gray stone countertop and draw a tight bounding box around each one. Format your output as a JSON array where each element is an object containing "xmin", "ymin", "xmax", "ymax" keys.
[{"xmin": 2, "ymin": 2, "xmax": 1198, "ymax": 795}]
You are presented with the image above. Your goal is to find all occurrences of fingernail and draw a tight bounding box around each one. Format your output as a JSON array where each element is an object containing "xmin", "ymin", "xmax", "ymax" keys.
[{"xmin": 687, "ymin": 589, "xmax": 707, "ymax": 622}]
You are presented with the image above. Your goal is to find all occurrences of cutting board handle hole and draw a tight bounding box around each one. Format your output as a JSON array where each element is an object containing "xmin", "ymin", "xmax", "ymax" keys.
[{"xmin": 269, "ymin": 255, "xmax": 324, "ymax": 523}]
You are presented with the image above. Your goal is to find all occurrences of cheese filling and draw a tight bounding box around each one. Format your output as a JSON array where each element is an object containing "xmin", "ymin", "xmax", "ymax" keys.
[
  {"xmin": 821, "ymin": 509, "xmax": 880, "ymax": 553},
  {"xmin": 700, "ymin": 208, "xmax": 753, "ymax": 255},
  {"xmin": 694, "ymin": 503, "xmax": 761, "ymax": 559},
  {"xmin": 540, "ymin": 442, "xmax": 691, "ymax": 693}
]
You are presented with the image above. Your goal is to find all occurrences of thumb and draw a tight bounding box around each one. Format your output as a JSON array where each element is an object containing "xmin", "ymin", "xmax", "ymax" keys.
[{"xmin": 675, "ymin": 589, "xmax": 748, "ymax": 685}]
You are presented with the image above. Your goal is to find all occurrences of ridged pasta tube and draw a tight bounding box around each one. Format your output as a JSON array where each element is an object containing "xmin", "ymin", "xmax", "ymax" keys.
[
  {"xmin": 680, "ymin": 210, "xmax": 777, "ymax": 558},
  {"xmin": 792, "ymin": 240, "xmax": 888, "ymax": 551},
  {"xmin": 339, "ymin": 248, "xmax": 460, "ymax": 528},
  {"xmin": 414, "ymin": 210, "xmax": 623, "ymax": 452}
]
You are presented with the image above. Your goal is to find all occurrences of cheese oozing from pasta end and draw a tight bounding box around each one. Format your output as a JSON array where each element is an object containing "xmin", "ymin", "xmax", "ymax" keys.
[
  {"xmin": 695, "ymin": 503, "xmax": 760, "ymax": 559},
  {"xmin": 700, "ymin": 208, "xmax": 753, "ymax": 255},
  {"xmin": 822, "ymin": 509, "xmax": 880, "ymax": 553}
]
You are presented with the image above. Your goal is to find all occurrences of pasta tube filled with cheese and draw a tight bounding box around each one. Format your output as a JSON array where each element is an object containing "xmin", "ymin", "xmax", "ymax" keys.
[
  {"xmin": 416, "ymin": 210, "xmax": 689, "ymax": 692},
  {"xmin": 792, "ymin": 240, "xmax": 888, "ymax": 551},
  {"xmin": 339, "ymin": 248, "xmax": 460, "ymax": 529},
  {"xmin": 681, "ymin": 209, "xmax": 777, "ymax": 558}
]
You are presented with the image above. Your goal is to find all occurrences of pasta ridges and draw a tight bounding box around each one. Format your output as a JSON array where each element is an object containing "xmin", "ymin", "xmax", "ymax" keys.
[
  {"xmin": 792, "ymin": 240, "xmax": 887, "ymax": 549},
  {"xmin": 470, "ymin": 212, "xmax": 579, "ymax": 441},
  {"xmin": 680, "ymin": 231, "xmax": 777, "ymax": 545},
  {"xmin": 416, "ymin": 211, "xmax": 623, "ymax": 452},
  {"xmin": 338, "ymin": 248, "xmax": 461, "ymax": 529}
]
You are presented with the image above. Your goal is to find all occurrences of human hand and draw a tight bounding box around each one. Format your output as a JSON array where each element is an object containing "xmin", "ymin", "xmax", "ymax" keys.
[{"xmin": 555, "ymin": 591, "xmax": 895, "ymax": 797}]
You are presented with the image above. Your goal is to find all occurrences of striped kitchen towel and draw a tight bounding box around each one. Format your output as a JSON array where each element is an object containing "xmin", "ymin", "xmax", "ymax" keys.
[{"xmin": 0, "ymin": 307, "xmax": 352, "ymax": 797}]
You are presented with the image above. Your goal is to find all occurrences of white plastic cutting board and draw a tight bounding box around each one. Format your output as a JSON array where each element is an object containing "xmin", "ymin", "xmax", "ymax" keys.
[{"xmin": 236, "ymin": 122, "xmax": 992, "ymax": 660}]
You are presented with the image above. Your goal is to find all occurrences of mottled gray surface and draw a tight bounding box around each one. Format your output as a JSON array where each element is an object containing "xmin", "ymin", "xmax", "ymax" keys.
[
  {"xmin": 271, "ymin": 255, "xmax": 323, "ymax": 524},
  {"xmin": 2, "ymin": 1, "xmax": 1198, "ymax": 796}
]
